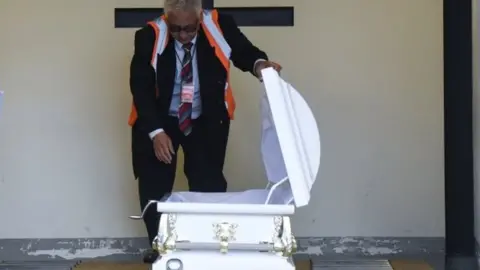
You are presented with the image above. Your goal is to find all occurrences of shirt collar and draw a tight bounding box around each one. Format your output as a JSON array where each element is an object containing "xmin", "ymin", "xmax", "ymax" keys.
[{"xmin": 174, "ymin": 35, "xmax": 198, "ymax": 49}]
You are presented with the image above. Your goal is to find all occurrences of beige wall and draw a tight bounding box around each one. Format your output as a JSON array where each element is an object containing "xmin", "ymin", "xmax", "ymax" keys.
[{"xmin": 0, "ymin": 0, "xmax": 444, "ymax": 239}]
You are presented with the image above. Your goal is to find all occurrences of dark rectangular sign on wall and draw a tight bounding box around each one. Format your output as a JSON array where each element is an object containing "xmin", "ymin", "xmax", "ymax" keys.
[{"xmin": 114, "ymin": 1, "xmax": 294, "ymax": 28}]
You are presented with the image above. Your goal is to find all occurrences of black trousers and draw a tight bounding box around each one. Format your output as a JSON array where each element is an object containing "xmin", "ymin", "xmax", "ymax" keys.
[{"xmin": 132, "ymin": 116, "xmax": 229, "ymax": 244}]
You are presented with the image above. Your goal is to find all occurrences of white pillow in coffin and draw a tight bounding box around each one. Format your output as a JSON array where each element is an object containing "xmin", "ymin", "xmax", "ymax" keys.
[{"xmin": 162, "ymin": 67, "xmax": 321, "ymax": 208}]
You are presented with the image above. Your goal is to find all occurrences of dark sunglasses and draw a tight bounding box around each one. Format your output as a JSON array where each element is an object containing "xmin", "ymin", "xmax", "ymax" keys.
[{"xmin": 168, "ymin": 23, "xmax": 198, "ymax": 33}]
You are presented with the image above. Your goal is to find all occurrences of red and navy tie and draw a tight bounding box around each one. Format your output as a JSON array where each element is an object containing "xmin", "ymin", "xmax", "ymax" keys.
[{"xmin": 178, "ymin": 42, "xmax": 193, "ymax": 135}]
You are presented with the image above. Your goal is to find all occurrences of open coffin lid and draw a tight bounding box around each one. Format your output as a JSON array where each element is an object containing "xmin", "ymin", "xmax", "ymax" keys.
[{"xmin": 153, "ymin": 67, "xmax": 321, "ymax": 214}]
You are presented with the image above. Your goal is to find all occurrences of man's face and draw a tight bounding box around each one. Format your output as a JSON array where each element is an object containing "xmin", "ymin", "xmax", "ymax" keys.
[{"xmin": 166, "ymin": 9, "xmax": 200, "ymax": 44}]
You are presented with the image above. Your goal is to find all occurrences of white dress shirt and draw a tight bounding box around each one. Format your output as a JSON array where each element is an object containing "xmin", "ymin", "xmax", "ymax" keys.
[{"xmin": 148, "ymin": 36, "xmax": 266, "ymax": 140}]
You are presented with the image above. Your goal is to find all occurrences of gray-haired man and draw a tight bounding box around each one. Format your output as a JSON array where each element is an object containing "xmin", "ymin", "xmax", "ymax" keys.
[{"xmin": 129, "ymin": 0, "xmax": 281, "ymax": 263}]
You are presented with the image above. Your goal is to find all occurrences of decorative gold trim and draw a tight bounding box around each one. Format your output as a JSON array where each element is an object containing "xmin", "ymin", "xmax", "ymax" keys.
[
  {"xmin": 213, "ymin": 222, "xmax": 238, "ymax": 253},
  {"xmin": 272, "ymin": 216, "xmax": 285, "ymax": 255},
  {"xmin": 163, "ymin": 213, "xmax": 178, "ymax": 252},
  {"xmin": 280, "ymin": 216, "xmax": 297, "ymax": 257},
  {"xmin": 152, "ymin": 235, "xmax": 160, "ymax": 252}
]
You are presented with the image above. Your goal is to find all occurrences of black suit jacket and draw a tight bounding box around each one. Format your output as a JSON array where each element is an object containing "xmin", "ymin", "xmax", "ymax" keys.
[{"xmin": 129, "ymin": 12, "xmax": 268, "ymax": 139}]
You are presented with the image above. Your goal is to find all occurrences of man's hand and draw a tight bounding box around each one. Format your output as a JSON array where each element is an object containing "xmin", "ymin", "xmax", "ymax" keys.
[
  {"xmin": 254, "ymin": 60, "xmax": 282, "ymax": 80},
  {"xmin": 153, "ymin": 132, "xmax": 175, "ymax": 163}
]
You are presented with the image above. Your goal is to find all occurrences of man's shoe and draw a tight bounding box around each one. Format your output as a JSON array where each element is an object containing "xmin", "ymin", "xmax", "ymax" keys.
[{"xmin": 142, "ymin": 248, "xmax": 160, "ymax": 264}]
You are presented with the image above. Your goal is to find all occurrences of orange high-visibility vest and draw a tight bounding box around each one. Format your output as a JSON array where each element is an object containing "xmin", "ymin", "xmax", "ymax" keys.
[{"xmin": 128, "ymin": 9, "xmax": 236, "ymax": 127}]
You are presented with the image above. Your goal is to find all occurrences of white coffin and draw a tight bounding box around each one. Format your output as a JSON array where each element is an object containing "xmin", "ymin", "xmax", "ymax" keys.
[{"xmin": 130, "ymin": 67, "xmax": 321, "ymax": 270}]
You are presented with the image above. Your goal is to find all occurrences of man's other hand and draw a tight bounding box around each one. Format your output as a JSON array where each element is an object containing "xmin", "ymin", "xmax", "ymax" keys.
[
  {"xmin": 153, "ymin": 132, "xmax": 174, "ymax": 163},
  {"xmin": 254, "ymin": 60, "xmax": 282, "ymax": 80}
]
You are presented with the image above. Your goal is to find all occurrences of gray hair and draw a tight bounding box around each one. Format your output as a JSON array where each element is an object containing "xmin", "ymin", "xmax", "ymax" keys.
[{"xmin": 164, "ymin": 0, "xmax": 202, "ymax": 15}]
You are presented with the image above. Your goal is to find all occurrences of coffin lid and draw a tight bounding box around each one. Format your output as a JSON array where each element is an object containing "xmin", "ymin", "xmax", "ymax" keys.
[{"xmin": 260, "ymin": 68, "xmax": 321, "ymax": 208}]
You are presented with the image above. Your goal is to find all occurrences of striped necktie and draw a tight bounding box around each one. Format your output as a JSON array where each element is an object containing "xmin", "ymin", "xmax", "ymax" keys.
[{"xmin": 178, "ymin": 42, "xmax": 193, "ymax": 135}]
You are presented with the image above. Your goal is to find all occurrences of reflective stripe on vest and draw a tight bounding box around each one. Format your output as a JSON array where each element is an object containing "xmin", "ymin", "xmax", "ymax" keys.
[{"xmin": 128, "ymin": 9, "xmax": 236, "ymax": 127}]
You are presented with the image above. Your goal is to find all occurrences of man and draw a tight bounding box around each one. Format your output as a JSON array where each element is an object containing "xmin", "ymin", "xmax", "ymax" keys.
[{"xmin": 129, "ymin": 0, "xmax": 282, "ymax": 263}]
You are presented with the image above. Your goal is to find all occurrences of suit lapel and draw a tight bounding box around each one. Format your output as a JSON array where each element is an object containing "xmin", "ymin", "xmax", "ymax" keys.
[
  {"xmin": 196, "ymin": 28, "xmax": 216, "ymax": 95},
  {"xmin": 156, "ymin": 37, "xmax": 176, "ymax": 99}
]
